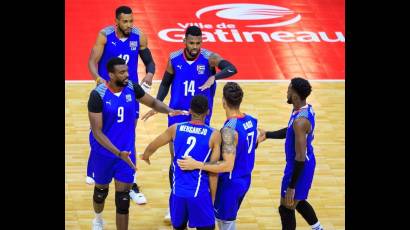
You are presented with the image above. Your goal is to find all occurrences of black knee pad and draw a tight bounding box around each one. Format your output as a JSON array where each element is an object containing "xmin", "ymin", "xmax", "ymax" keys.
[
  {"xmin": 278, "ymin": 205, "xmax": 296, "ymax": 230},
  {"xmin": 174, "ymin": 224, "xmax": 187, "ymax": 230},
  {"xmin": 93, "ymin": 187, "xmax": 108, "ymax": 204},
  {"xmin": 115, "ymin": 191, "xmax": 130, "ymax": 214}
]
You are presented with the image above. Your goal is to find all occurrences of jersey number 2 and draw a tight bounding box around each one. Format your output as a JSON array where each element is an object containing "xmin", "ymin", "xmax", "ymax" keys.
[{"xmin": 183, "ymin": 136, "xmax": 196, "ymax": 157}]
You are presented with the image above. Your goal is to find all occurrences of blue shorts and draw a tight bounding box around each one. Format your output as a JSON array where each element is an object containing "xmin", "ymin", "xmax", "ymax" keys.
[
  {"xmin": 168, "ymin": 113, "xmax": 211, "ymax": 127},
  {"xmin": 170, "ymin": 193, "xmax": 215, "ymax": 228},
  {"xmin": 214, "ymin": 176, "xmax": 251, "ymax": 221},
  {"xmin": 281, "ymin": 157, "xmax": 316, "ymax": 200},
  {"xmin": 89, "ymin": 150, "xmax": 136, "ymax": 185}
]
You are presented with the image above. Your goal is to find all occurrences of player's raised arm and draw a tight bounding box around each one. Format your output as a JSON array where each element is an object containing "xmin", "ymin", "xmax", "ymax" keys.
[
  {"xmin": 132, "ymin": 82, "xmax": 187, "ymax": 117},
  {"xmin": 257, "ymin": 127, "xmax": 288, "ymax": 144},
  {"xmin": 141, "ymin": 125, "xmax": 176, "ymax": 164},
  {"xmin": 199, "ymin": 52, "xmax": 238, "ymax": 91},
  {"xmin": 88, "ymin": 30, "xmax": 107, "ymax": 84},
  {"xmin": 141, "ymin": 58, "xmax": 175, "ymax": 121}
]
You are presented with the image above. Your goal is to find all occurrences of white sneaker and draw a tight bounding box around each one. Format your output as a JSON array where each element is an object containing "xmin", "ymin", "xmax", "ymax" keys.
[
  {"xmin": 86, "ymin": 176, "xmax": 95, "ymax": 185},
  {"xmin": 164, "ymin": 209, "xmax": 171, "ymax": 224},
  {"xmin": 92, "ymin": 218, "xmax": 104, "ymax": 230},
  {"xmin": 129, "ymin": 190, "xmax": 147, "ymax": 204}
]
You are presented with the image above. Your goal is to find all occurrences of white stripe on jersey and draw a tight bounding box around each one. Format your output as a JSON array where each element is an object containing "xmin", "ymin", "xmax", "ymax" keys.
[{"xmin": 194, "ymin": 148, "xmax": 212, "ymax": 197}]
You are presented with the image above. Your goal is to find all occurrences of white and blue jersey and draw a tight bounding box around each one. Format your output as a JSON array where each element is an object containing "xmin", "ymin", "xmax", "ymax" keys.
[
  {"xmin": 214, "ymin": 114, "xmax": 258, "ymax": 221},
  {"xmin": 281, "ymin": 104, "xmax": 316, "ymax": 200},
  {"xmin": 170, "ymin": 121, "xmax": 216, "ymax": 228},
  {"xmin": 87, "ymin": 81, "xmax": 145, "ymax": 184},
  {"xmin": 98, "ymin": 26, "xmax": 141, "ymax": 82},
  {"xmin": 167, "ymin": 49, "xmax": 217, "ymax": 127}
]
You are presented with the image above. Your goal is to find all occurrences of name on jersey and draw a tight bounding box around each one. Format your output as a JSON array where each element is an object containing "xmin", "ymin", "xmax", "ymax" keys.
[
  {"xmin": 243, "ymin": 120, "xmax": 254, "ymax": 130},
  {"xmin": 179, "ymin": 125, "xmax": 208, "ymax": 135},
  {"xmin": 130, "ymin": 41, "xmax": 138, "ymax": 51},
  {"xmin": 197, "ymin": 64, "xmax": 205, "ymax": 75}
]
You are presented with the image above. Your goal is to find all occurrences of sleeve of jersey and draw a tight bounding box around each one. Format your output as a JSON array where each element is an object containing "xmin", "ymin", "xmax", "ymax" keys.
[
  {"xmin": 132, "ymin": 82, "xmax": 146, "ymax": 99},
  {"xmin": 88, "ymin": 90, "xmax": 103, "ymax": 113},
  {"xmin": 296, "ymin": 109, "xmax": 309, "ymax": 119},
  {"xmin": 223, "ymin": 118, "xmax": 237, "ymax": 130}
]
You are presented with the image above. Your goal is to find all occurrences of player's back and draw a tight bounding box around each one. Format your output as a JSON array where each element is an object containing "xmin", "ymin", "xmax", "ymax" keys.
[
  {"xmin": 168, "ymin": 49, "xmax": 217, "ymax": 113},
  {"xmin": 172, "ymin": 121, "xmax": 215, "ymax": 198},
  {"xmin": 98, "ymin": 26, "xmax": 141, "ymax": 82},
  {"xmin": 219, "ymin": 114, "xmax": 258, "ymax": 181},
  {"xmin": 89, "ymin": 81, "xmax": 138, "ymax": 158},
  {"xmin": 285, "ymin": 104, "xmax": 316, "ymax": 164}
]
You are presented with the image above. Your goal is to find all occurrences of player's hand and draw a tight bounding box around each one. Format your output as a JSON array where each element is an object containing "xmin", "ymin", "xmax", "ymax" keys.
[
  {"xmin": 118, "ymin": 151, "xmax": 136, "ymax": 171},
  {"xmin": 198, "ymin": 76, "xmax": 215, "ymax": 91},
  {"xmin": 141, "ymin": 109, "xmax": 158, "ymax": 121},
  {"xmin": 177, "ymin": 156, "xmax": 202, "ymax": 170},
  {"xmin": 257, "ymin": 128, "xmax": 267, "ymax": 144},
  {"xmin": 169, "ymin": 110, "xmax": 189, "ymax": 117},
  {"xmin": 141, "ymin": 73, "xmax": 153, "ymax": 86},
  {"xmin": 285, "ymin": 187, "xmax": 295, "ymax": 207},
  {"xmin": 140, "ymin": 152, "xmax": 151, "ymax": 165}
]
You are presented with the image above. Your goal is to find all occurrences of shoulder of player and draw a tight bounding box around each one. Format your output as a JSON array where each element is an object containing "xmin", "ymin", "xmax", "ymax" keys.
[
  {"xmin": 293, "ymin": 116, "xmax": 310, "ymax": 130},
  {"xmin": 100, "ymin": 26, "xmax": 115, "ymax": 36},
  {"xmin": 131, "ymin": 26, "xmax": 142, "ymax": 36},
  {"xmin": 200, "ymin": 48, "xmax": 216, "ymax": 59},
  {"xmin": 94, "ymin": 83, "xmax": 108, "ymax": 97},
  {"xmin": 169, "ymin": 49, "xmax": 184, "ymax": 60}
]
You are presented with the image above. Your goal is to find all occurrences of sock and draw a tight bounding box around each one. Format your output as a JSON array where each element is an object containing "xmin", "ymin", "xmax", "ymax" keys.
[
  {"xmin": 216, "ymin": 219, "xmax": 236, "ymax": 230},
  {"xmin": 95, "ymin": 212, "xmax": 102, "ymax": 221},
  {"xmin": 311, "ymin": 221, "xmax": 323, "ymax": 230}
]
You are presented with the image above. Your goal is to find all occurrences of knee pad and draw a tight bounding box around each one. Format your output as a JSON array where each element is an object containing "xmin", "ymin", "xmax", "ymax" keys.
[
  {"xmin": 93, "ymin": 187, "xmax": 108, "ymax": 204},
  {"xmin": 278, "ymin": 205, "xmax": 296, "ymax": 230},
  {"xmin": 115, "ymin": 191, "xmax": 130, "ymax": 214}
]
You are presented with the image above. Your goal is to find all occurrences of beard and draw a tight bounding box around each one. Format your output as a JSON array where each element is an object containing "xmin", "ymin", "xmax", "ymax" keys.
[
  {"xmin": 115, "ymin": 79, "xmax": 128, "ymax": 87},
  {"xmin": 118, "ymin": 27, "xmax": 130, "ymax": 37}
]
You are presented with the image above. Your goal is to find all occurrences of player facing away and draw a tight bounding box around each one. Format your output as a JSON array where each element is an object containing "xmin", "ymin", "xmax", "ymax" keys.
[
  {"xmin": 87, "ymin": 58, "xmax": 186, "ymax": 230},
  {"xmin": 87, "ymin": 5, "xmax": 156, "ymax": 204},
  {"xmin": 141, "ymin": 25, "xmax": 237, "ymax": 221},
  {"xmin": 178, "ymin": 82, "xmax": 258, "ymax": 230},
  {"xmin": 142, "ymin": 95, "xmax": 221, "ymax": 230},
  {"xmin": 258, "ymin": 77, "xmax": 324, "ymax": 230}
]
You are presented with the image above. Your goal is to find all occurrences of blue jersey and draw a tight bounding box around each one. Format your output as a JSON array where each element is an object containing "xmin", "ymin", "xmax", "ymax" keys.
[
  {"xmin": 172, "ymin": 122, "xmax": 215, "ymax": 198},
  {"xmin": 168, "ymin": 49, "xmax": 217, "ymax": 117},
  {"xmin": 284, "ymin": 104, "xmax": 316, "ymax": 165},
  {"xmin": 89, "ymin": 81, "xmax": 138, "ymax": 158},
  {"xmin": 98, "ymin": 26, "xmax": 141, "ymax": 82},
  {"xmin": 219, "ymin": 114, "xmax": 258, "ymax": 180}
]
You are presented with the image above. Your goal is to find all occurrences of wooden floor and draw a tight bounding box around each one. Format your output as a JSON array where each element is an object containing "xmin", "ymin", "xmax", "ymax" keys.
[{"xmin": 65, "ymin": 81, "xmax": 345, "ymax": 230}]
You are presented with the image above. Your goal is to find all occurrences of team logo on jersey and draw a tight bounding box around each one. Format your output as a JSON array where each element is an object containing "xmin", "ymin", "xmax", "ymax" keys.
[
  {"xmin": 197, "ymin": 64, "xmax": 205, "ymax": 74},
  {"xmin": 129, "ymin": 41, "xmax": 138, "ymax": 50},
  {"xmin": 126, "ymin": 94, "xmax": 132, "ymax": 102}
]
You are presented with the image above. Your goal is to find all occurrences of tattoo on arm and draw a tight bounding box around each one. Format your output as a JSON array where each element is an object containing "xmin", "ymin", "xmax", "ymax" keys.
[{"xmin": 221, "ymin": 127, "xmax": 236, "ymax": 155}]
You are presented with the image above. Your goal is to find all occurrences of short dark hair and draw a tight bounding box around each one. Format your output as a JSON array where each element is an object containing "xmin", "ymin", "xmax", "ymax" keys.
[
  {"xmin": 107, "ymin": 57, "xmax": 126, "ymax": 73},
  {"xmin": 290, "ymin": 77, "xmax": 312, "ymax": 100},
  {"xmin": 185, "ymin": 26, "xmax": 202, "ymax": 37},
  {"xmin": 116, "ymin": 6, "xmax": 132, "ymax": 19},
  {"xmin": 223, "ymin": 82, "xmax": 243, "ymax": 109},
  {"xmin": 190, "ymin": 95, "xmax": 209, "ymax": 115}
]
